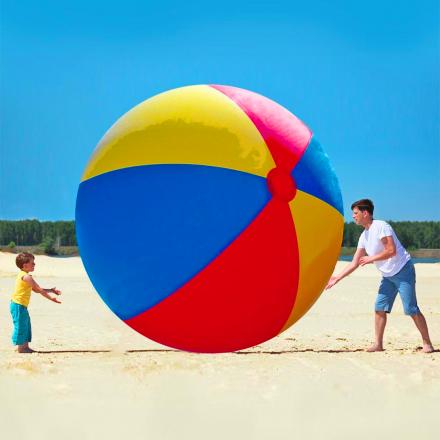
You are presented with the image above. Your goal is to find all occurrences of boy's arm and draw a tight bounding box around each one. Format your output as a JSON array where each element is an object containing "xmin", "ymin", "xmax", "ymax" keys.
[
  {"xmin": 22, "ymin": 275, "xmax": 62, "ymax": 303},
  {"xmin": 325, "ymin": 247, "xmax": 366, "ymax": 290}
]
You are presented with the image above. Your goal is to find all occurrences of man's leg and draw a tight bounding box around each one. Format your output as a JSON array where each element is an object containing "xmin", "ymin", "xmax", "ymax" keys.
[
  {"xmin": 398, "ymin": 261, "xmax": 434, "ymax": 353},
  {"xmin": 367, "ymin": 311, "xmax": 387, "ymax": 352},
  {"xmin": 370, "ymin": 276, "xmax": 397, "ymax": 352},
  {"xmin": 411, "ymin": 313, "xmax": 434, "ymax": 353}
]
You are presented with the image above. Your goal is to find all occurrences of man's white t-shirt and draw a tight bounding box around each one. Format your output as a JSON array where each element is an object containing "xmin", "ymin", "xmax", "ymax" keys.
[{"xmin": 357, "ymin": 220, "xmax": 410, "ymax": 277}]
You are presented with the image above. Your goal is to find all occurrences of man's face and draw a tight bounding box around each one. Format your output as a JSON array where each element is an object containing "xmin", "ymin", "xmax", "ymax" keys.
[{"xmin": 352, "ymin": 208, "xmax": 365, "ymax": 225}]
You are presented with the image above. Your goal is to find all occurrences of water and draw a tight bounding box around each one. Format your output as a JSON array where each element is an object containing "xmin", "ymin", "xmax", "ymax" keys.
[{"xmin": 339, "ymin": 255, "xmax": 440, "ymax": 264}]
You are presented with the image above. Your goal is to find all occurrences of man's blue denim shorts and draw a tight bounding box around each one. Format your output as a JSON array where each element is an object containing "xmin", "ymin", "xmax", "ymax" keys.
[
  {"xmin": 10, "ymin": 301, "xmax": 32, "ymax": 345},
  {"xmin": 375, "ymin": 260, "xmax": 420, "ymax": 316}
]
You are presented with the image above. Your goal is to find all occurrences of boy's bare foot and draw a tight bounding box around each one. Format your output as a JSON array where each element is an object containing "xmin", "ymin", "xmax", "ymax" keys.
[
  {"xmin": 366, "ymin": 344, "xmax": 384, "ymax": 352},
  {"xmin": 17, "ymin": 347, "xmax": 34, "ymax": 354},
  {"xmin": 422, "ymin": 344, "xmax": 434, "ymax": 353}
]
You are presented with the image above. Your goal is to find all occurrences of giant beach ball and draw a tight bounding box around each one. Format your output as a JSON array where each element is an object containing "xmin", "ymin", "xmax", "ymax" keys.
[{"xmin": 75, "ymin": 85, "xmax": 344, "ymax": 353}]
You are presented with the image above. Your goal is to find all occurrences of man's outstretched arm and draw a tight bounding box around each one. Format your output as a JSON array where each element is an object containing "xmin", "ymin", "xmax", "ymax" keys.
[{"xmin": 325, "ymin": 247, "xmax": 366, "ymax": 290}]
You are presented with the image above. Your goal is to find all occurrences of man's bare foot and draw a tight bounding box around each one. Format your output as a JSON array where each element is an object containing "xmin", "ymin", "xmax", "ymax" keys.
[
  {"xmin": 17, "ymin": 347, "xmax": 34, "ymax": 354},
  {"xmin": 422, "ymin": 344, "xmax": 434, "ymax": 353},
  {"xmin": 366, "ymin": 344, "xmax": 384, "ymax": 352}
]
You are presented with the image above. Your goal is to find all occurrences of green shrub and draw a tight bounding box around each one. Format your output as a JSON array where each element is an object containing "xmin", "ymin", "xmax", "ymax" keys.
[{"xmin": 39, "ymin": 237, "xmax": 57, "ymax": 255}]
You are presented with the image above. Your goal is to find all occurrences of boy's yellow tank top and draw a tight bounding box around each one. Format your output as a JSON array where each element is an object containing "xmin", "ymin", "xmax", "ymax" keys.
[{"xmin": 11, "ymin": 270, "xmax": 32, "ymax": 307}]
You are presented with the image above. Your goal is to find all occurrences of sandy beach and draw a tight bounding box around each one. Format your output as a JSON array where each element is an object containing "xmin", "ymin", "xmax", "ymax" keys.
[{"xmin": 0, "ymin": 251, "xmax": 438, "ymax": 440}]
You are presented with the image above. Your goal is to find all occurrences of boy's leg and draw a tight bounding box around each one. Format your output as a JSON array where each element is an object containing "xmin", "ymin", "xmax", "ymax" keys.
[
  {"xmin": 10, "ymin": 302, "xmax": 33, "ymax": 353},
  {"xmin": 369, "ymin": 277, "xmax": 397, "ymax": 351},
  {"xmin": 19, "ymin": 308, "xmax": 34, "ymax": 353},
  {"xmin": 397, "ymin": 261, "xmax": 434, "ymax": 353}
]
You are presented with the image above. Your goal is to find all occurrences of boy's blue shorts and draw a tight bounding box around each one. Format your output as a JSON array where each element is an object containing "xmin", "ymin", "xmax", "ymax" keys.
[
  {"xmin": 10, "ymin": 301, "xmax": 32, "ymax": 345},
  {"xmin": 375, "ymin": 260, "xmax": 420, "ymax": 316}
]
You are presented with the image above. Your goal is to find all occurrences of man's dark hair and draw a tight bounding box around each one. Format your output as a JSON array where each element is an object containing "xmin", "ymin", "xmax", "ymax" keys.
[{"xmin": 351, "ymin": 199, "xmax": 374, "ymax": 215}]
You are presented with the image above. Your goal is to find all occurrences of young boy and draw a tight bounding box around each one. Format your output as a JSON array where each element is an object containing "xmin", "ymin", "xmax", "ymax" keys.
[
  {"xmin": 11, "ymin": 252, "xmax": 61, "ymax": 353},
  {"xmin": 326, "ymin": 199, "xmax": 434, "ymax": 353}
]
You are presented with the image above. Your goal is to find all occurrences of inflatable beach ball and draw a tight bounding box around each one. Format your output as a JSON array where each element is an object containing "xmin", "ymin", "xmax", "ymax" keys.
[{"xmin": 76, "ymin": 85, "xmax": 343, "ymax": 353}]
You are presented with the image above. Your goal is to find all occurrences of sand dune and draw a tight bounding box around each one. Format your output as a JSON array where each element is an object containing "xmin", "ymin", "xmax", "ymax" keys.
[{"xmin": 0, "ymin": 252, "xmax": 438, "ymax": 440}]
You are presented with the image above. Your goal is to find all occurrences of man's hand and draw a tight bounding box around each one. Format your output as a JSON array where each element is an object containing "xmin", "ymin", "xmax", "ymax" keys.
[
  {"xmin": 359, "ymin": 256, "xmax": 375, "ymax": 266},
  {"xmin": 51, "ymin": 297, "xmax": 61, "ymax": 304},
  {"xmin": 50, "ymin": 287, "xmax": 61, "ymax": 295},
  {"xmin": 325, "ymin": 276, "xmax": 339, "ymax": 290}
]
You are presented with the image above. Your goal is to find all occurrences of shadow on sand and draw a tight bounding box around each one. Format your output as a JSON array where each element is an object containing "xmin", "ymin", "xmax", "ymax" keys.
[{"xmin": 31, "ymin": 348, "xmax": 439, "ymax": 355}]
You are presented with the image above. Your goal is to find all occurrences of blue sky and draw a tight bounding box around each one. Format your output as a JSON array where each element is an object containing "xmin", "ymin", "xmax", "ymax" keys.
[{"xmin": 1, "ymin": 0, "xmax": 439, "ymax": 221}]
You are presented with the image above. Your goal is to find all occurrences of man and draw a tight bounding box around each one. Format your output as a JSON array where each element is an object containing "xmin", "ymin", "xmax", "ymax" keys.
[{"xmin": 326, "ymin": 199, "xmax": 434, "ymax": 353}]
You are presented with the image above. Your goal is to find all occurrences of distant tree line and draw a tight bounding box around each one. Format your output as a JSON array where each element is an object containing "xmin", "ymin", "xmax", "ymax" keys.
[
  {"xmin": 0, "ymin": 219, "xmax": 439, "ymax": 249},
  {"xmin": 343, "ymin": 221, "xmax": 440, "ymax": 249},
  {"xmin": 0, "ymin": 220, "xmax": 76, "ymax": 246}
]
